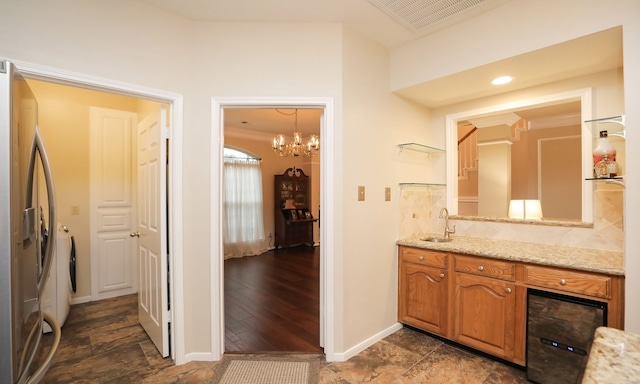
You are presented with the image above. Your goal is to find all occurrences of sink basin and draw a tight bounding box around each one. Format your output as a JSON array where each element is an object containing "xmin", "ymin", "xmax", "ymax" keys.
[{"xmin": 421, "ymin": 237, "xmax": 453, "ymax": 243}]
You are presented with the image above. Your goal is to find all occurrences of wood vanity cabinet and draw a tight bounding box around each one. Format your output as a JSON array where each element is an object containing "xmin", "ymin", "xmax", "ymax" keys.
[
  {"xmin": 452, "ymin": 255, "xmax": 520, "ymax": 362},
  {"xmin": 398, "ymin": 246, "xmax": 623, "ymax": 367},
  {"xmin": 398, "ymin": 247, "xmax": 449, "ymax": 337}
]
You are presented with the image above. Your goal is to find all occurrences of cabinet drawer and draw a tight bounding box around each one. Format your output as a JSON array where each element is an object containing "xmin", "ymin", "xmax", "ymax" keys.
[
  {"xmin": 454, "ymin": 255, "xmax": 515, "ymax": 281},
  {"xmin": 524, "ymin": 265, "xmax": 611, "ymax": 299},
  {"xmin": 401, "ymin": 247, "xmax": 447, "ymax": 268}
]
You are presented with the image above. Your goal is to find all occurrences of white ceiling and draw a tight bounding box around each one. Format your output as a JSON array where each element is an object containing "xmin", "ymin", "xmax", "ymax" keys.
[
  {"xmin": 138, "ymin": 0, "xmax": 512, "ymax": 49},
  {"xmin": 138, "ymin": 1, "xmax": 623, "ymax": 136}
]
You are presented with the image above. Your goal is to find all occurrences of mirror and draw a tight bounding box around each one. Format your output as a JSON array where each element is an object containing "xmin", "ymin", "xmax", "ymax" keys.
[{"xmin": 446, "ymin": 89, "xmax": 593, "ymax": 224}]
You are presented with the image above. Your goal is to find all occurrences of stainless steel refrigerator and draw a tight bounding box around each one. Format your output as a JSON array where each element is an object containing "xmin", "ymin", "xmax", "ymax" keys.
[{"xmin": 1, "ymin": 60, "xmax": 61, "ymax": 383}]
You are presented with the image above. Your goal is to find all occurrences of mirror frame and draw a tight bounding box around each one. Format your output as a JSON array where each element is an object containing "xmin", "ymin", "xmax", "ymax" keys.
[{"xmin": 445, "ymin": 88, "xmax": 594, "ymax": 224}]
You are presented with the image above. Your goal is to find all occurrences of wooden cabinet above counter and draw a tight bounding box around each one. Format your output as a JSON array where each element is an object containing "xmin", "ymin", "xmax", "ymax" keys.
[{"xmin": 398, "ymin": 242, "xmax": 624, "ymax": 367}]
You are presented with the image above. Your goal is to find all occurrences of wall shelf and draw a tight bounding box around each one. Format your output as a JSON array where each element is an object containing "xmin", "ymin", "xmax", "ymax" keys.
[
  {"xmin": 585, "ymin": 115, "xmax": 625, "ymax": 139},
  {"xmin": 397, "ymin": 142, "xmax": 444, "ymax": 155},
  {"xmin": 585, "ymin": 176, "xmax": 625, "ymax": 188},
  {"xmin": 399, "ymin": 183, "xmax": 446, "ymax": 188}
]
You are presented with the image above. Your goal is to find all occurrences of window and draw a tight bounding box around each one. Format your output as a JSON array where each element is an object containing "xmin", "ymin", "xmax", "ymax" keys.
[{"xmin": 222, "ymin": 148, "xmax": 268, "ymax": 258}]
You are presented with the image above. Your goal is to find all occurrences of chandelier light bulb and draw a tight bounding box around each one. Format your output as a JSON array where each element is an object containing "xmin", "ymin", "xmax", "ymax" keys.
[
  {"xmin": 304, "ymin": 135, "xmax": 320, "ymax": 156},
  {"xmin": 272, "ymin": 133, "xmax": 289, "ymax": 157}
]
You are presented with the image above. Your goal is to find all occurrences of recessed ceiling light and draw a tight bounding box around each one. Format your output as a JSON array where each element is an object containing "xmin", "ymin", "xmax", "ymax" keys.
[{"xmin": 492, "ymin": 76, "xmax": 513, "ymax": 85}]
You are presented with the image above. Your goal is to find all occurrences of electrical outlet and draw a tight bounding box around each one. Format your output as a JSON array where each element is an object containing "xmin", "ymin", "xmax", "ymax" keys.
[
  {"xmin": 71, "ymin": 205, "xmax": 80, "ymax": 215},
  {"xmin": 385, "ymin": 187, "xmax": 391, "ymax": 201}
]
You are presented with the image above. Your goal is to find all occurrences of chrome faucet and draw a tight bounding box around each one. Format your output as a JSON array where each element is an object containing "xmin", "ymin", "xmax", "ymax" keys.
[{"xmin": 439, "ymin": 208, "xmax": 456, "ymax": 239}]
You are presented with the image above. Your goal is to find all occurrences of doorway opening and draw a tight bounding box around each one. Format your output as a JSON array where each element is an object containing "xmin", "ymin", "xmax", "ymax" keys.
[
  {"xmin": 223, "ymin": 108, "xmax": 321, "ymax": 353},
  {"xmin": 17, "ymin": 61, "xmax": 184, "ymax": 363},
  {"xmin": 211, "ymin": 97, "xmax": 335, "ymax": 361}
]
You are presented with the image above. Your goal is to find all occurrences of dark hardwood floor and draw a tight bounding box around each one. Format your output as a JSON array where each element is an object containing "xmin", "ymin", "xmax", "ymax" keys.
[{"xmin": 224, "ymin": 245, "xmax": 322, "ymax": 353}]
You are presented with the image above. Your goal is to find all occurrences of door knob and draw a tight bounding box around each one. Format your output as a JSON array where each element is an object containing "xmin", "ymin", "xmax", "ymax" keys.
[{"xmin": 130, "ymin": 232, "xmax": 140, "ymax": 238}]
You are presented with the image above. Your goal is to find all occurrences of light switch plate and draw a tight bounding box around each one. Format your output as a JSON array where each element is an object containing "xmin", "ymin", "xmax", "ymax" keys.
[
  {"xmin": 358, "ymin": 186, "xmax": 365, "ymax": 201},
  {"xmin": 385, "ymin": 187, "xmax": 391, "ymax": 201}
]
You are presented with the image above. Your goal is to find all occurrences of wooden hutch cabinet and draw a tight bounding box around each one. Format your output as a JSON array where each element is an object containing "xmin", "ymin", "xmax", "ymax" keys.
[{"xmin": 274, "ymin": 167, "xmax": 316, "ymax": 248}]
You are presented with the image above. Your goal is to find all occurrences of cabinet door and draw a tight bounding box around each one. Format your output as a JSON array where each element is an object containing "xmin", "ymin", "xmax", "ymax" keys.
[
  {"xmin": 453, "ymin": 272, "xmax": 516, "ymax": 360},
  {"xmin": 399, "ymin": 262, "xmax": 448, "ymax": 336}
]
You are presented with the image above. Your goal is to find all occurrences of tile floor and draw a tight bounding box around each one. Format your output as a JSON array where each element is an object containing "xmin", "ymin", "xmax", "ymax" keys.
[{"xmin": 41, "ymin": 294, "xmax": 530, "ymax": 383}]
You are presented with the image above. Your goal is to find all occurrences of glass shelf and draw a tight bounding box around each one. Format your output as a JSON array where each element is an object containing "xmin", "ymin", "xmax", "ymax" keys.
[
  {"xmin": 585, "ymin": 176, "xmax": 625, "ymax": 188},
  {"xmin": 585, "ymin": 115, "xmax": 625, "ymax": 139},
  {"xmin": 397, "ymin": 143, "xmax": 444, "ymax": 154},
  {"xmin": 585, "ymin": 176, "xmax": 624, "ymax": 181},
  {"xmin": 399, "ymin": 182, "xmax": 446, "ymax": 188}
]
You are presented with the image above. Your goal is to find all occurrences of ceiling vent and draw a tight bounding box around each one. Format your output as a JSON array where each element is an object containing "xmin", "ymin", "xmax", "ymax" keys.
[{"xmin": 368, "ymin": 0, "xmax": 510, "ymax": 34}]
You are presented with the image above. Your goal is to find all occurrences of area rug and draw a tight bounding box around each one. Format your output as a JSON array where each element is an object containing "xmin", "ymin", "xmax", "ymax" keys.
[{"xmin": 212, "ymin": 356, "xmax": 320, "ymax": 384}]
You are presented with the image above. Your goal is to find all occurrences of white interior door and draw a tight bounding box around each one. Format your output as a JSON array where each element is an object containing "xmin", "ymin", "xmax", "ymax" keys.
[
  {"xmin": 136, "ymin": 106, "xmax": 169, "ymax": 357},
  {"xmin": 90, "ymin": 107, "xmax": 137, "ymax": 300}
]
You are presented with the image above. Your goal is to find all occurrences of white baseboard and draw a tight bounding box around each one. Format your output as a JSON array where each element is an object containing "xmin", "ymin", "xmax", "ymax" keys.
[
  {"xmin": 183, "ymin": 352, "xmax": 218, "ymax": 364},
  {"xmin": 70, "ymin": 295, "xmax": 92, "ymax": 305},
  {"xmin": 330, "ymin": 322, "xmax": 403, "ymax": 362}
]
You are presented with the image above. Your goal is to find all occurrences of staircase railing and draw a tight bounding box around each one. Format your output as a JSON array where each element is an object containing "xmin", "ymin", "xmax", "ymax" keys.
[{"xmin": 457, "ymin": 126, "xmax": 478, "ymax": 178}]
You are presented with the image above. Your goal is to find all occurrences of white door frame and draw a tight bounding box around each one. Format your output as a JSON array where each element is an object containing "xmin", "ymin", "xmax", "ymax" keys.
[
  {"xmin": 13, "ymin": 60, "xmax": 186, "ymax": 364},
  {"xmin": 211, "ymin": 97, "xmax": 335, "ymax": 361}
]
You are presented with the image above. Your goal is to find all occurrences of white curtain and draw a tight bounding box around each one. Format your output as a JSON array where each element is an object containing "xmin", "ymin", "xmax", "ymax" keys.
[{"xmin": 223, "ymin": 157, "xmax": 268, "ymax": 259}]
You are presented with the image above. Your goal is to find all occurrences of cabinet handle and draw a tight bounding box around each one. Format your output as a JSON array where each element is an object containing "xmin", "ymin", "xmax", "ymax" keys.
[
  {"xmin": 439, "ymin": 273, "xmax": 445, "ymax": 278},
  {"xmin": 418, "ymin": 256, "xmax": 424, "ymax": 261},
  {"xmin": 478, "ymin": 265, "xmax": 484, "ymax": 271},
  {"xmin": 560, "ymin": 279, "xmax": 567, "ymax": 285},
  {"xmin": 506, "ymin": 287, "xmax": 512, "ymax": 293}
]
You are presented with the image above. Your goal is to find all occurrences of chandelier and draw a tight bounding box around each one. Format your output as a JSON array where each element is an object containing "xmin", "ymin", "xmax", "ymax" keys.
[{"xmin": 271, "ymin": 109, "xmax": 320, "ymax": 157}]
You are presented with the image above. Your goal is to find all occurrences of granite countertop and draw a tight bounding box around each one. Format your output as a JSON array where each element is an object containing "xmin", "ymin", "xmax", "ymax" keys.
[
  {"xmin": 582, "ymin": 327, "xmax": 640, "ymax": 383},
  {"xmin": 397, "ymin": 236, "xmax": 624, "ymax": 276}
]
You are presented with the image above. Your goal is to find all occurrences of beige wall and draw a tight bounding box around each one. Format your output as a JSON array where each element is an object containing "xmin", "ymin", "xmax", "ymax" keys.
[
  {"xmin": 2, "ymin": 0, "xmax": 347, "ymax": 357},
  {"xmin": 2, "ymin": 0, "xmax": 640, "ymax": 358}
]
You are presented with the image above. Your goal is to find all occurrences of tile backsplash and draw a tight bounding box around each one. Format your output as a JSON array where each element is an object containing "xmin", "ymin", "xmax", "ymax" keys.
[{"xmin": 399, "ymin": 186, "xmax": 623, "ymax": 252}]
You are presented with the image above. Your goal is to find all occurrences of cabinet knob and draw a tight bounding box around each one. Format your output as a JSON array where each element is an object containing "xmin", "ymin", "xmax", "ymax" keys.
[
  {"xmin": 478, "ymin": 265, "xmax": 484, "ymax": 271},
  {"xmin": 560, "ymin": 279, "xmax": 567, "ymax": 285},
  {"xmin": 418, "ymin": 256, "xmax": 424, "ymax": 261},
  {"xmin": 439, "ymin": 273, "xmax": 445, "ymax": 278},
  {"xmin": 506, "ymin": 287, "xmax": 512, "ymax": 293}
]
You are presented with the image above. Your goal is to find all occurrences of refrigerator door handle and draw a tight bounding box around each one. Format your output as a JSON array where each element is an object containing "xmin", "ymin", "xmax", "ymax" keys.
[{"xmin": 24, "ymin": 124, "xmax": 57, "ymax": 296}]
